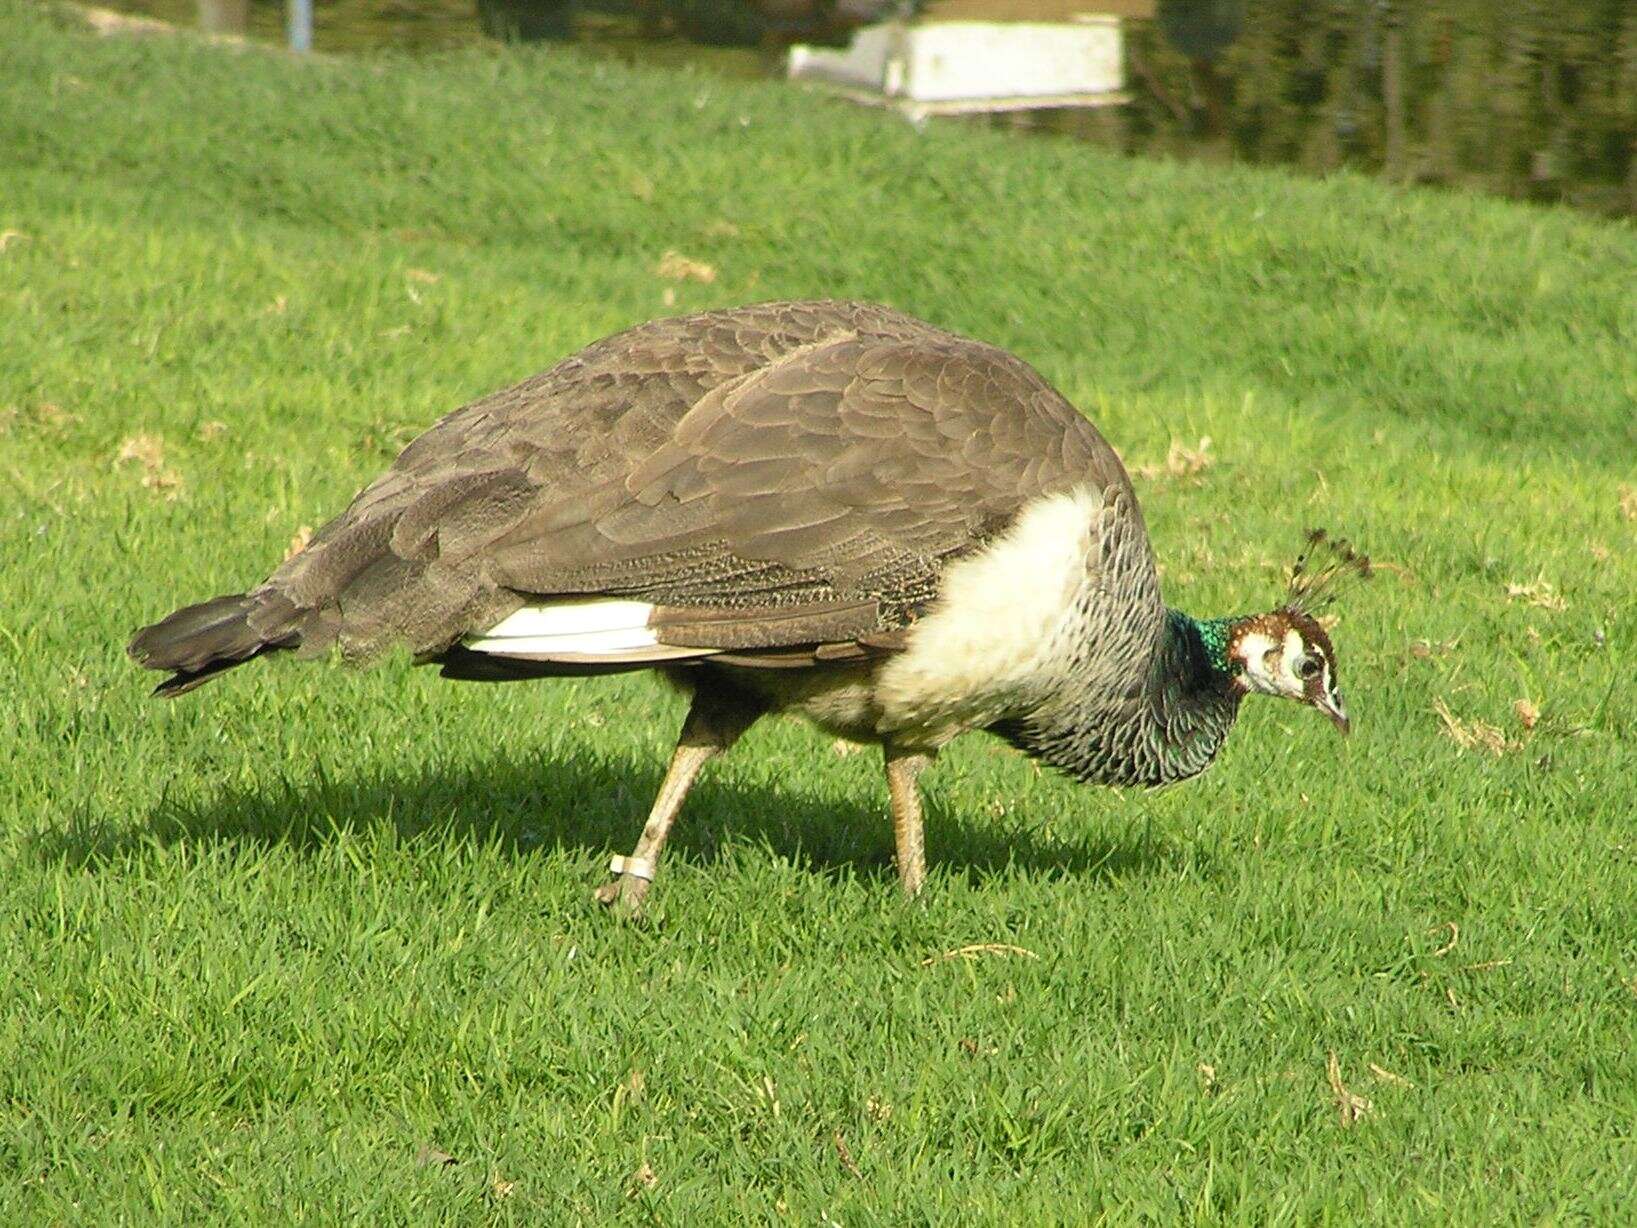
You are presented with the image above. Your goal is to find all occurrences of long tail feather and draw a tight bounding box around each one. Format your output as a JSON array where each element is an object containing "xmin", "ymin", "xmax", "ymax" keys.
[{"xmin": 128, "ymin": 591, "xmax": 302, "ymax": 697}]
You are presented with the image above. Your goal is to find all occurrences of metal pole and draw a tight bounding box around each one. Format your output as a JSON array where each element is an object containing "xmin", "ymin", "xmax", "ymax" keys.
[{"xmin": 288, "ymin": 0, "xmax": 312, "ymax": 52}]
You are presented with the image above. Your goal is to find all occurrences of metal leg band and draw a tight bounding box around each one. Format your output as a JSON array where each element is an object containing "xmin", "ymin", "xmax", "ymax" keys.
[{"xmin": 609, "ymin": 855, "xmax": 656, "ymax": 882}]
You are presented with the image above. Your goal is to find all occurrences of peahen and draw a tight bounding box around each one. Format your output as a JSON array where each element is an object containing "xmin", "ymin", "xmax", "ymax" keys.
[{"xmin": 130, "ymin": 300, "xmax": 1366, "ymax": 912}]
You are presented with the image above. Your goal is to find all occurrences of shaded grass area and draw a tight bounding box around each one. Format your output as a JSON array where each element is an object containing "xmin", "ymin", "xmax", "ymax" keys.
[{"xmin": 3, "ymin": 3, "xmax": 1637, "ymax": 1220}]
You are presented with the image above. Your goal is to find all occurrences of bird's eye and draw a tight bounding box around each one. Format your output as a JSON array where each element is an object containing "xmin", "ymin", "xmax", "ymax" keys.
[{"xmin": 1297, "ymin": 657, "xmax": 1320, "ymax": 680}]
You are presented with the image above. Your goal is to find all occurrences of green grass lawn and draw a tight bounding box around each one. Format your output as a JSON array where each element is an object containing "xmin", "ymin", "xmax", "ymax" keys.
[{"xmin": 4, "ymin": 3, "xmax": 1637, "ymax": 1221}]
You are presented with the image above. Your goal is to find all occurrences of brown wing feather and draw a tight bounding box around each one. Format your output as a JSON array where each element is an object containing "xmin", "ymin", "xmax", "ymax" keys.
[{"xmin": 252, "ymin": 300, "xmax": 1134, "ymax": 664}]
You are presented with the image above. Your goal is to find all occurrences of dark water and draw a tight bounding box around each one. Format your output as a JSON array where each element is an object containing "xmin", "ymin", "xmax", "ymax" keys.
[
  {"xmin": 1111, "ymin": 1, "xmax": 1637, "ymax": 217},
  {"xmin": 104, "ymin": 1, "xmax": 1637, "ymax": 217}
]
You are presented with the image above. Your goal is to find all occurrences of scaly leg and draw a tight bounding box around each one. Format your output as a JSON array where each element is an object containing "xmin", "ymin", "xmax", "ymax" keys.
[
  {"xmin": 884, "ymin": 743, "xmax": 934, "ymax": 898},
  {"xmin": 594, "ymin": 682, "xmax": 764, "ymax": 917}
]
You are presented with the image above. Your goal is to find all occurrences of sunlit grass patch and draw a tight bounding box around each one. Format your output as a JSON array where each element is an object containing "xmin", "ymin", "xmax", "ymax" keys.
[{"xmin": 3, "ymin": 2, "xmax": 1636, "ymax": 1219}]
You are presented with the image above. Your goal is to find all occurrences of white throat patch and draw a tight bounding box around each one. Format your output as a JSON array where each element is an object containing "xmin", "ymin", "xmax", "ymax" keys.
[
  {"xmin": 1235, "ymin": 627, "xmax": 1305, "ymax": 695},
  {"xmin": 875, "ymin": 486, "xmax": 1104, "ymax": 736}
]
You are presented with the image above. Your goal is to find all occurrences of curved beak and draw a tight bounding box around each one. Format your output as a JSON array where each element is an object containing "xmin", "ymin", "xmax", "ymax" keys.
[{"xmin": 1314, "ymin": 691, "xmax": 1350, "ymax": 736}]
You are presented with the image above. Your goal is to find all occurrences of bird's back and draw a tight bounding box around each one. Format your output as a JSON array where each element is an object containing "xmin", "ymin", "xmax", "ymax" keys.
[{"xmin": 133, "ymin": 299, "xmax": 1143, "ymax": 695}]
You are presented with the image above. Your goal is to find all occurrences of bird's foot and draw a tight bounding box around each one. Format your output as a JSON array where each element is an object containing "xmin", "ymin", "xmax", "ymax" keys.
[{"xmin": 593, "ymin": 855, "xmax": 654, "ymax": 919}]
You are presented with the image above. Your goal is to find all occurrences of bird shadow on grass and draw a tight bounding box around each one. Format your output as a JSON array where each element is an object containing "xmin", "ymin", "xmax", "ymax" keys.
[{"xmin": 39, "ymin": 744, "xmax": 1201, "ymax": 891}]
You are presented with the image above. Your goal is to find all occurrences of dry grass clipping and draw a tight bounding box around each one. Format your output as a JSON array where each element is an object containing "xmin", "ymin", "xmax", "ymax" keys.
[
  {"xmin": 656, "ymin": 251, "xmax": 717, "ymax": 283},
  {"xmin": 920, "ymin": 944, "xmax": 1038, "ymax": 967},
  {"xmin": 1408, "ymin": 637, "xmax": 1459, "ymax": 661},
  {"xmin": 626, "ymin": 1161, "xmax": 658, "ymax": 1197},
  {"xmin": 1326, "ymin": 1052, "xmax": 1372, "ymax": 1127},
  {"xmin": 1620, "ymin": 485, "xmax": 1637, "ymax": 521},
  {"xmin": 1131, "ymin": 436, "xmax": 1213, "ymax": 481},
  {"xmin": 1368, "ymin": 1062, "xmax": 1415, "ymax": 1088},
  {"xmin": 9, "ymin": 402, "xmax": 80, "ymax": 437},
  {"xmin": 115, "ymin": 433, "xmax": 183, "ymax": 499},
  {"xmin": 1432, "ymin": 698, "xmax": 1516, "ymax": 756},
  {"xmin": 1429, "ymin": 921, "xmax": 1459, "ymax": 957},
  {"xmin": 833, "ymin": 1130, "xmax": 863, "ymax": 1180},
  {"xmin": 1505, "ymin": 577, "xmax": 1567, "ymax": 611}
]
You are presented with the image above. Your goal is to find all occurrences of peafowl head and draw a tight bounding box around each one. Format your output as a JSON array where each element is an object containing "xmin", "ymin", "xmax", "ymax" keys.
[
  {"xmin": 1225, "ymin": 608, "xmax": 1349, "ymax": 733},
  {"xmin": 1203, "ymin": 531, "xmax": 1370, "ymax": 735}
]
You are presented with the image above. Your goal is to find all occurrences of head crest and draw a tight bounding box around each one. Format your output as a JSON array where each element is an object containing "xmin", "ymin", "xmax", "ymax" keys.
[{"xmin": 1284, "ymin": 528, "xmax": 1372, "ymax": 616}]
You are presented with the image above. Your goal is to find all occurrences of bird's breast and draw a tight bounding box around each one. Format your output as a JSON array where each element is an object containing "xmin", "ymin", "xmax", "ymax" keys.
[{"xmin": 872, "ymin": 486, "xmax": 1105, "ymax": 744}]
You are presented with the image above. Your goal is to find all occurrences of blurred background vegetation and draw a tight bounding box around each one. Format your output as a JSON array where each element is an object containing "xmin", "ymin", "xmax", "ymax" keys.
[
  {"xmin": 99, "ymin": 0, "xmax": 1637, "ymax": 215},
  {"xmin": 1122, "ymin": 1, "xmax": 1637, "ymax": 217}
]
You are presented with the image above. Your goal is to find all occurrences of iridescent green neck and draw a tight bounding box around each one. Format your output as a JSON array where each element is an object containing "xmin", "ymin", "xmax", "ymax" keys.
[
  {"xmin": 997, "ymin": 608, "xmax": 1248, "ymax": 787},
  {"xmin": 1168, "ymin": 609, "xmax": 1242, "ymax": 678}
]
